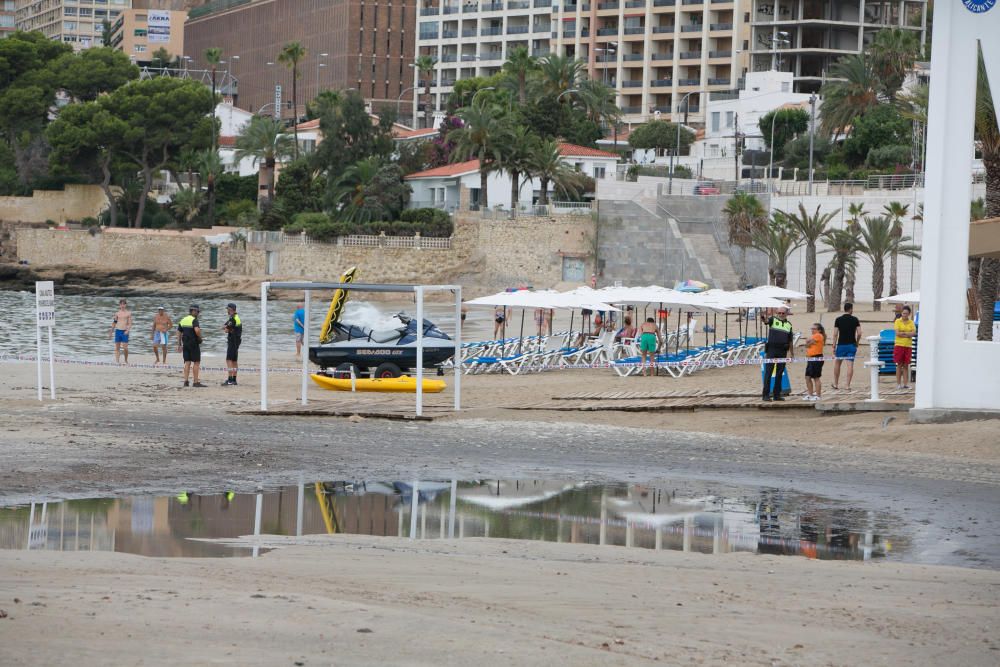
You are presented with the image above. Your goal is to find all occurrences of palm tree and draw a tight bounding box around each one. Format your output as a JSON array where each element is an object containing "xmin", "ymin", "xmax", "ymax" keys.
[
  {"xmin": 204, "ymin": 47, "xmax": 223, "ymax": 150},
  {"xmin": 819, "ymin": 53, "xmax": 880, "ymax": 136},
  {"xmin": 723, "ymin": 192, "xmax": 768, "ymax": 284},
  {"xmin": 501, "ymin": 125, "xmax": 536, "ymax": 212},
  {"xmin": 576, "ymin": 77, "xmax": 621, "ymax": 130},
  {"xmin": 234, "ymin": 115, "xmax": 296, "ymax": 207},
  {"xmin": 450, "ymin": 100, "xmax": 507, "ymax": 208},
  {"xmin": 536, "ymin": 54, "xmax": 585, "ymax": 96},
  {"xmin": 502, "ymin": 46, "xmax": 536, "ymax": 106},
  {"xmin": 414, "ymin": 54, "xmax": 437, "ymax": 129},
  {"xmin": 171, "ymin": 188, "xmax": 204, "ymax": 227},
  {"xmin": 751, "ymin": 214, "xmax": 803, "ymax": 289},
  {"xmin": 882, "ymin": 201, "xmax": 910, "ymax": 297},
  {"xmin": 844, "ymin": 202, "xmax": 867, "ymax": 304},
  {"xmin": 869, "ymin": 28, "xmax": 920, "ymax": 102},
  {"xmin": 974, "ymin": 47, "xmax": 1000, "ymax": 341},
  {"xmin": 857, "ymin": 216, "xmax": 920, "ymax": 311},
  {"xmin": 783, "ymin": 203, "xmax": 840, "ymax": 312},
  {"xmin": 278, "ymin": 41, "xmax": 307, "ymax": 159},
  {"xmin": 821, "ymin": 227, "xmax": 859, "ymax": 312},
  {"xmin": 330, "ymin": 158, "xmax": 381, "ymax": 223},
  {"xmin": 527, "ymin": 139, "xmax": 585, "ymax": 205},
  {"xmin": 197, "ymin": 149, "xmax": 224, "ymax": 225}
]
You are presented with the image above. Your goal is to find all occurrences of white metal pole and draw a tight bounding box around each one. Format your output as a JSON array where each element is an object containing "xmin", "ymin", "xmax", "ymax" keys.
[
  {"xmin": 253, "ymin": 490, "xmax": 263, "ymax": 558},
  {"xmin": 296, "ymin": 474, "xmax": 304, "ymax": 537},
  {"xmin": 448, "ymin": 478, "xmax": 457, "ymax": 538},
  {"xmin": 47, "ymin": 327, "xmax": 55, "ymax": 399},
  {"xmin": 415, "ymin": 286, "xmax": 424, "ymax": 417},
  {"xmin": 409, "ymin": 480, "xmax": 419, "ymax": 539},
  {"xmin": 36, "ymin": 325, "xmax": 42, "ymax": 401},
  {"xmin": 301, "ymin": 288, "xmax": 310, "ymax": 405},
  {"xmin": 260, "ymin": 282, "xmax": 269, "ymax": 411},
  {"xmin": 26, "ymin": 502, "xmax": 35, "ymax": 549},
  {"xmin": 453, "ymin": 286, "xmax": 461, "ymax": 410}
]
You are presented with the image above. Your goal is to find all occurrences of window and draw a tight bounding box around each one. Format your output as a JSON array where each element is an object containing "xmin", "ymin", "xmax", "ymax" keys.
[
  {"xmin": 562, "ymin": 257, "xmax": 586, "ymax": 282},
  {"xmin": 136, "ymin": 13, "xmax": 146, "ymax": 21},
  {"xmin": 64, "ymin": 7, "xmax": 77, "ymax": 15},
  {"xmin": 134, "ymin": 44, "xmax": 145, "ymax": 52},
  {"xmin": 711, "ymin": 111, "xmax": 720, "ymax": 132},
  {"xmin": 574, "ymin": 162, "xmax": 584, "ymax": 171},
  {"xmin": 725, "ymin": 110, "xmax": 733, "ymax": 127},
  {"xmin": 593, "ymin": 166, "xmax": 606, "ymax": 179},
  {"xmin": 64, "ymin": 21, "xmax": 77, "ymax": 30},
  {"xmin": 78, "ymin": 7, "xmax": 92, "ymax": 15}
]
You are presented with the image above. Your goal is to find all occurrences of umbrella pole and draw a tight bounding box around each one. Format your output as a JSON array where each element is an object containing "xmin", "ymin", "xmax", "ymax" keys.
[
  {"xmin": 518, "ymin": 309, "xmax": 525, "ymax": 355},
  {"xmin": 568, "ymin": 310, "xmax": 575, "ymax": 347},
  {"xmin": 725, "ymin": 311, "xmax": 729, "ymax": 343},
  {"xmin": 676, "ymin": 308, "xmax": 681, "ymax": 356}
]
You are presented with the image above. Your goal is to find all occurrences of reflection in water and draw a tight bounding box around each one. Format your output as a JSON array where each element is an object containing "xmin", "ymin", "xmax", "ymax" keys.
[{"xmin": 0, "ymin": 480, "xmax": 904, "ymax": 561}]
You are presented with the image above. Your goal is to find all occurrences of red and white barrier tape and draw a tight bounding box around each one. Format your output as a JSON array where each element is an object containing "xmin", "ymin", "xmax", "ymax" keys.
[{"xmin": 0, "ymin": 353, "xmax": 301, "ymax": 374}]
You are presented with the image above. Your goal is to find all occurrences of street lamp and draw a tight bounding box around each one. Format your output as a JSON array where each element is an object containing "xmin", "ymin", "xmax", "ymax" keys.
[
  {"xmin": 807, "ymin": 94, "xmax": 817, "ymax": 195},
  {"xmin": 472, "ymin": 85, "xmax": 496, "ymax": 106},
  {"xmin": 556, "ymin": 88, "xmax": 579, "ymax": 103},
  {"xmin": 397, "ymin": 85, "xmax": 417, "ymax": 128},
  {"xmin": 595, "ymin": 42, "xmax": 617, "ymax": 86},
  {"xmin": 316, "ymin": 52, "xmax": 328, "ymax": 93},
  {"xmin": 669, "ymin": 90, "xmax": 695, "ymax": 196}
]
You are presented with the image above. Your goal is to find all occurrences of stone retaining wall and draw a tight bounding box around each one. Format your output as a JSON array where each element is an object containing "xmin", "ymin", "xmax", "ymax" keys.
[
  {"xmin": 0, "ymin": 185, "xmax": 108, "ymax": 224},
  {"xmin": 14, "ymin": 213, "xmax": 596, "ymax": 294}
]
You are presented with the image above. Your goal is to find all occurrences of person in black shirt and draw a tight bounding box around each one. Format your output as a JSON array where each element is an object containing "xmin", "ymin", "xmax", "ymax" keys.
[
  {"xmin": 831, "ymin": 302, "xmax": 863, "ymax": 390},
  {"xmin": 177, "ymin": 305, "xmax": 204, "ymax": 387},
  {"xmin": 761, "ymin": 307, "xmax": 794, "ymax": 401},
  {"xmin": 222, "ymin": 302, "xmax": 242, "ymax": 386}
]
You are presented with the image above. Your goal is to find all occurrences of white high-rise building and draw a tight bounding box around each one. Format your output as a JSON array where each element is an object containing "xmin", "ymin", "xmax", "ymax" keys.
[{"xmin": 15, "ymin": 0, "xmax": 130, "ymax": 49}]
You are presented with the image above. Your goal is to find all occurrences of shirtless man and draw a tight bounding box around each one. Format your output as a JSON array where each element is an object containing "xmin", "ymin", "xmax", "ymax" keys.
[
  {"xmin": 151, "ymin": 306, "xmax": 173, "ymax": 365},
  {"xmin": 108, "ymin": 298, "xmax": 133, "ymax": 364}
]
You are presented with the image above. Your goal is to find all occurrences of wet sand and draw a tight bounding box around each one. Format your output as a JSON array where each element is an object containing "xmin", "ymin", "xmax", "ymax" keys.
[{"xmin": 2, "ymin": 536, "xmax": 999, "ymax": 666}]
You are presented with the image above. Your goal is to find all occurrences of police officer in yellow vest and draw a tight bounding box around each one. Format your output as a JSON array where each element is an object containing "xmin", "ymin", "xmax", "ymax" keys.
[
  {"xmin": 761, "ymin": 306, "xmax": 794, "ymax": 401},
  {"xmin": 222, "ymin": 302, "xmax": 242, "ymax": 386},
  {"xmin": 177, "ymin": 305, "xmax": 204, "ymax": 387}
]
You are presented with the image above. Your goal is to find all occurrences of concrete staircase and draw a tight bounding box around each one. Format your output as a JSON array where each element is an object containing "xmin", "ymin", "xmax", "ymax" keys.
[{"xmin": 682, "ymin": 229, "xmax": 743, "ymax": 290}]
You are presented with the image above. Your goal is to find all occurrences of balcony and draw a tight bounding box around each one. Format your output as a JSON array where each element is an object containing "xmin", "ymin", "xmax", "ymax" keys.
[
  {"xmin": 597, "ymin": 27, "xmax": 618, "ymax": 35},
  {"xmin": 652, "ymin": 25, "xmax": 674, "ymax": 33},
  {"xmin": 711, "ymin": 0, "xmax": 732, "ymax": 3},
  {"xmin": 679, "ymin": 51, "xmax": 701, "ymax": 59},
  {"xmin": 507, "ymin": 25, "xmax": 530, "ymax": 34},
  {"xmin": 597, "ymin": 1, "xmax": 619, "ymax": 8},
  {"xmin": 678, "ymin": 77, "xmax": 699, "ymax": 85},
  {"xmin": 624, "ymin": 26, "xmax": 645, "ymax": 35},
  {"xmin": 563, "ymin": 30, "xmax": 576, "ymax": 37},
  {"xmin": 681, "ymin": 24, "xmax": 703, "ymax": 32},
  {"xmin": 508, "ymin": 0, "xmax": 530, "ymax": 7},
  {"xmin": 651, "ymin": 78, "xmax": 673, "ymax": 86},
  {"xmin": 535, "ymin": 23, "xmax": 552, "ymax": 32},
  {"xmin": 623, "ymin": 53, "xmax": 644, "ymax": 60},
  {"xmin": 420, "ymin": 7, "xmax": 440, "ymax": 15},
  {"xmin": 532, "ymin": 48, "xmax": 551, "ymax": 56},
  {"xmin": 596, "ymin": 54, "xmax": 618, "ymax": 62},
  {"xmin": 708, "ymin": 49, "xmax": 731, "ymax": 57},
  {"xmin": 625, "ymin": 0, "xmax": 644, "ymax": 6},
  {"xmin": 481, "ymin": 1, "xmax": 504, "ymax": 9},
  {"xmin": 621, "ymin": 106, "xmax": 642, "ymax": 114},
  {"xmin": 419, "ymin": 31, "xmax": 440, "ymax": 39},
  {"xmin": 460, "ymin": 53, "xmax": 480, "ymax": 60},
  {"xmin": 441, "ymin": 53, "xmax": 458, "ymax": 62},
  {"xmin": 481, "ymin": 27, "xmax": 502, "ymax": 35},
  {"xmin": 708, "ymin": 77, "xmax": 730, "ymax": 85},
  {"xmin": 652, "ymin": 52, "xmax": 674, "ymax": 59},
  {"xmin": 462, "ymin": 2, "xmax": 478, "ymax": 10},
  {"xmin": 535, "ymin": 0, "xmax": 551, "ymax": 6},
  {"xmin": 440, "ymin": 79, "xmax": 457, "ymax": 86},
  {"xmin": 681, "ymin": 0, "xmax": 703, "ymax": 4},
  {"xmin": 480, "ymin": 51, "xmax": 503, "ymax": 60},
  {"xmin": 443, "ymin": 4, "xmax": 460, "ymax": 13},
  {"xmin": 564, "ymin": 2, "xmax": 577, "ymax": 8},
  {"xmin": 461, "ymin": 28, "xmax": 477, "ymax": 36},
  {"xmin": 442, "ymin": 29, "xmax": 459, "ymax": 37},
  {"xmin": 622, "ymin": 80, "xmax": 643, "ymax": 87},
  {"xmin": 653, "ymin": 0, "xmax": 676, "ymax": 5},
  {"xmin": 709, "ymin": 22, "xmax": 732, "ymax": 30},
  {"xmin": 651, "ymin": 105, "xmax": 672, "ymax": 113},
  {"xmin": 580, "ymin": 28, "xmax": 590, "ymax": 36}
]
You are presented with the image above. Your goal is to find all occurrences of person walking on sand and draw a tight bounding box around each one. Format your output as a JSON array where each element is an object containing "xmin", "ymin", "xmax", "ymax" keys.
[
  {"xmin": 761, "ymin": 307, "xmax": 794, "ymax": 401},
  {"xmin": 831, "ymin": 302, "xmax": 863, "ymax": 391},
  {"xmin": 108, "ymin": 298, "xmax": 133, "ymax": 364},
  {"xmin": 151, "ymin": 306, "xmax": 172, "ymax": 365},
  {"xmin": 177, "ymin": 305, "xmax": 205, "ymax": 387},
  {"xmin": 293, "ymin": 302, "xmax": 305, "ymax": 360},
  {"xmin": 637, "ymin": 317, "xmax": 660, "ymax": 377},
  {"xmin": 221, "ymin": 302, "xmax": 242, "ymax": 386},
  {"xmin": 893, "ymin": 305, "xmax": 916, "ymax": 389},
  {"xmin": 803, "ymin": 322, "xmax": 826, "ymax": 402}
]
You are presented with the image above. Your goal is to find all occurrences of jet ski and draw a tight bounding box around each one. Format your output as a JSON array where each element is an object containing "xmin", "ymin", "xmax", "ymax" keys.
[{"xmin": 307, "ymin": 269, "xmax": 455, "ymax": 378}]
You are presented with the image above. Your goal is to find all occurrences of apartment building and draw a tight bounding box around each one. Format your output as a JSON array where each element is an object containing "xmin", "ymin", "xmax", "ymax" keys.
[
  {"xmin": 414, "ymin": 0, "xmax": 750, "ymax": 127},
  {"xmin": 15, "ymin": 0, "xmax": 130, "ymax": 48},
  {"xmin": 108, "ymin": 7, "xmax": 185, "ymax": 63},
  {"xmin": 2, "ymin": 0, "xmax": 16, "ymax": 38},
  {"xmin": 185, "ymin": 0, "xmax": 417, "ymax": 122},
  {"xmin": 749, "ymin": 0, "xmax": 927, "ymax": 93}
]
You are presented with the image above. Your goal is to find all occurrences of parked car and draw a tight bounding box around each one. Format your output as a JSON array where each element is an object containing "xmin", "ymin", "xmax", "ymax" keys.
[{"xmin": 693, "ymin": 182, "xmax": 721, "ymax": 195}]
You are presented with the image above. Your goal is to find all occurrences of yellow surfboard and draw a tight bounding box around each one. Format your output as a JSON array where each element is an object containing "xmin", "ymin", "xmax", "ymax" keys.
[
  {"xmin": 319, "ymin": 266, "xmax": 357, "ymax": 344},
  {"xmin": 311, "ymin": 373, "xmax": 447, "ymax": 393}
]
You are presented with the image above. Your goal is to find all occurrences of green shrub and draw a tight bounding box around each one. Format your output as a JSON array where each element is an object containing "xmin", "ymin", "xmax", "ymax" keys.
[
  {"xmin": 216, "ymin": 199, "xmax": 258, "ymax": 225},
  {"xmin": 634, "ymin": 165, "xmax": 693, "ymax": 179},
  {"xmin": 865, "ymin": 144, "xmax": 912, "ymax": 170},
  {"xmin": 283, "ymin": 208, "xmax": 454, "ymax": 239}
]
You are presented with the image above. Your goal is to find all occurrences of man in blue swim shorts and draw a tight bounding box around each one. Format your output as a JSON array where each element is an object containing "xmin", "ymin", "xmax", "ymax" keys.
[
  {"xmin": 151, "ymin": 306, "xmax": 173, "ymax": 365},
  {"xmin": 108, "ymin": 298, "xmax": 133, "ymax": 364},
  {"xmin": 832, "ymin": 302, "xmax": 863, "ymax": 391}
]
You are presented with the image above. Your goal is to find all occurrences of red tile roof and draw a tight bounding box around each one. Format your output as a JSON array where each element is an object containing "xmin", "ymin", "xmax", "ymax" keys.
[
  {"xmin": 218, "ymin": 135, "xmax": 236, "ymax": 147},
  {"xmin": 404, "ymin": 159, "xmax": 481, "ymax": 179},
  {"xmin": 293, "ymin": 118, "xmax": 321, "ymax": 131},
  {"xmin": 558, "ymin": 142, "xmax": 619, "ymax": 159},
  {"xmin": 395, "ymin": 127, "xmax": 440, "ymax": 140}
]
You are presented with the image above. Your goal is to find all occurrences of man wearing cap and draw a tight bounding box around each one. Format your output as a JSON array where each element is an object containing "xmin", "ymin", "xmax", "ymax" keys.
[
  {"xmin": 151, "ymin": 306, "xmax": 173, "ymax": 365},
  {"xmin": 221, "ymin": 302, "xmax": 242, "ymax": 386},
  {"xmin": 177, "ymin": 305, "xmax": 205, "ymax": 387},
  {"xmin": 760, "ymin": 306, "xmax": 795, "ymax": 401}
]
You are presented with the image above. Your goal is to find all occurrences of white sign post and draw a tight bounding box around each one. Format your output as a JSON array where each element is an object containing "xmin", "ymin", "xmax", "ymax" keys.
[
  {"xmin": 35, "ymin": 281, "xmax": 55, "ymax": 401},
  {"xmin": 274, "ymin": 85, "xmax": 282, "ymax": 120}
]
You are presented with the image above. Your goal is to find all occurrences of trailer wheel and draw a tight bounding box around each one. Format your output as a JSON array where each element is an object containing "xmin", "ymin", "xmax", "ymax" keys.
[
  {"xmin": 334, "ymin": 362, "xmax": 362, "ymax": 379},
  {"xmin": 373, "ymin": 362, "xmax": 402, "ymax": 379}
]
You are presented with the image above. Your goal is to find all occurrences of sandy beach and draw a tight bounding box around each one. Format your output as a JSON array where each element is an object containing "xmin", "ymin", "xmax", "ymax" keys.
[{"xmin": 2, "ymin": 301, "xmax": 998, "ymax": 665}]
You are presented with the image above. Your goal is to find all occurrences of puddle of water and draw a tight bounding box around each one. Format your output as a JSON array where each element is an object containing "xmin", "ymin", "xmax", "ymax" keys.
[{"xmin": 0, "ymin": 480, "xmax": 906, "ymax": 561}]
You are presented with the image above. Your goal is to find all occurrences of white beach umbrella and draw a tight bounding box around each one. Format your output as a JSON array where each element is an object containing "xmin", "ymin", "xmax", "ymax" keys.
[
  {"xmin": 746, "ymin": 285, "xmax": 810, "ymax": 300},
  {"xmin": 877, "ymin": 290, "xmax": 920, "ymax": 304}
]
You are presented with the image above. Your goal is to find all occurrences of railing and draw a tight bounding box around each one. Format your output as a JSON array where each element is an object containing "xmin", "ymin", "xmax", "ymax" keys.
[
  {"xmin": 624, "ymin": 26, "xmax": 645, "ymax": 34},
  {"xmin": 508, "ymin": 0, "xmax": 530, "ymax": 7},
  {"xmin": 709, "ymin": 89, "xmax": 739, "ymax": 100},
  {"xmin": 625, "ymin": 0, "xmax": 645, "ymax": 7},
  {"xmin": 481, "ymin": 27, "xmax": 502, "ymax": 35},
  {"xmin": 652, "ymin": 25, "xmax": 675, "ymax": 33},
  {"xmin": 442, "ymin": 30, "xmax": 458, "ymax": 38},
  {"xmin": 866, "ymin": 173, "xmax": 925, "ymax": 190},
  {"xmin": 623, "ymin": 53, "xmax": 644, "ymax": 61},
  {"xmin": 247, "ymin": 229, "xmax": 453, "ymax": 250},
  {"xmin": 708, "ymin": 49, "xmax": 732, "ymax": 57},
  {"xmin": 596, "ymin": 54, "xmax": 618, "ymax": 62},
  {"xmin": 482, "ymin": 0, "xmax": 504, "ymax": 9},
  {"xmin": 709, "ymin": 22, "xmax": 733, "ymax": 30},
  {"xmin": 679, "ymin": 51, "xmax": 701, "ymax": 59},
  {"xmin": 681, "ymin": 24, "xmax": 703, "ymax": 32},
  {"xmin": 622, "ymin": 80, "xmax": 644, "ymax": 87},
  {"xmin": 462, "ymin": 2, "xmax": 478, "ymax": 10},
  {"xmin": 419, "ymin": 31, "xmax": 440, "ymax": 39},
  {"xmin": 535, "ymin": 0, "xmax": 551, "ymax": 6},
  {"xmin": 597, "ymin": 27, "xmax": 618, "ymax": 35},
  {"xmin": 620, "ymin": 106, "xmax": 642, "ymax": 114},
  {"xmin": 480, "ymin": 51, "xmax": 503, "ymax": 60},
  {"xmin": 441, "ymin": 53, "xmax": 457, "ymax": 62},
  {"xmin": 440, "ymin": 79, "xmax": 457, "ymax": 86},
  {"xmin": 597, "ymin": 1, "xmax": 620, "ymax": 8},
  {"xmin": 708, "ymin": 77, "xmax": 731, "ymax": 85},
  {"xmin": 532, "ymin": 48, "xmax": 552, "ymax": 57},
  {"xmin": 478, "ymin": 201, "xmax": 594, "ymax": 218},
  {"xmin": 507, "ymin": 25, "xmax": 530, "ymax": 34},
  {"xmin": 654, "ymin": 0, "xmax": 676, "ymax": 5},
  {"xmin": 563, "ymin": 30, "xmax": 577, "ymax": 37},
  {"xmin": 681, "ymin": 0, "xmax": 703, "ymax": 4},
  {"xmin": 461, "ymin": 28, "xmax": 477, "ymax": 36},
  {"xmin": 652, "ymin": 52, "xmax": 674, "ymax": 60},
  {"xmin": 443, "ymin": 4, "xmax": 460, "ymax": 12},
  {"xmin": 651, "ymin": 78, "xmax": 673, "ymax": 86},
  {"xmin": 534, "ymin": 23, "xmax": 552, "ymax": 32},
  {"xmin": 420, "ymin": 6, "xmax": 440, "ymax": 15}
]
